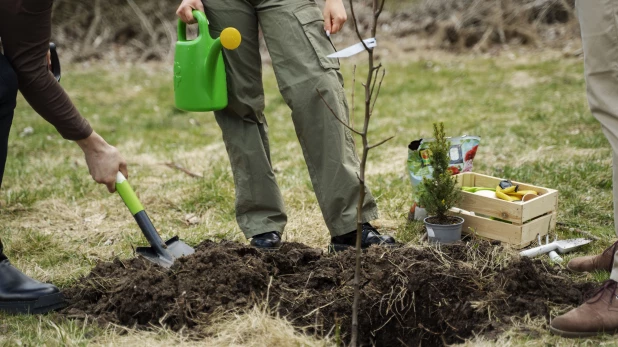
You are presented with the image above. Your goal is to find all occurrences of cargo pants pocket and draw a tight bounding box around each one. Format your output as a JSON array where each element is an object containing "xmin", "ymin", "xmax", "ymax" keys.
[{"xmin": 293, "ymin": 5, "xmax": 340, "ymax": 70}]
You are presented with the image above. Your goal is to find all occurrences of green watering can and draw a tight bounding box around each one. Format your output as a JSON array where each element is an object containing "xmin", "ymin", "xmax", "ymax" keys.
[{"xmin": 174, "ymin": 11, "xmax": 242, "ymax": 112}]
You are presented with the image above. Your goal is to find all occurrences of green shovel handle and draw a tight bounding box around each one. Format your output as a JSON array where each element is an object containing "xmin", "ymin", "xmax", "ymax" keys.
[{"xmin": 115, "ymin": 172, "xmax": 144, "ymax": 215}]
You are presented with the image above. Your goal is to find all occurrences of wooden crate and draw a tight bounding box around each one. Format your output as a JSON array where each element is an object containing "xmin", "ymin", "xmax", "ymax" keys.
[{"xmin": 453, "ymin": 172, "xmax": 558, "ymax": 248}]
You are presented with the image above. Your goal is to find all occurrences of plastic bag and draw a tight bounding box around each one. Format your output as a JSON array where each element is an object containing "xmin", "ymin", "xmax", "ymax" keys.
[{"xmin": 407, "ymin": 135, "xmax": 480, "ymax": 220}]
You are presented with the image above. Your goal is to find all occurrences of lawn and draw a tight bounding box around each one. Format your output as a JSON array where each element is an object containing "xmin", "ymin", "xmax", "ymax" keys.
[{"xmin": 1, "ymin": 50, "xmax": 616, "ymax": 346}]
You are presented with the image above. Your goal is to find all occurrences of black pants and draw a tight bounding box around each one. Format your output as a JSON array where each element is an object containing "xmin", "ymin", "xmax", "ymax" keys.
[
  {"xmin": 0, "ymin": 54, "xmax": 18, "ymax": 262},
  {"xmin": 0, "ymin": 54, "xmax": 16, "ymax": 188}
]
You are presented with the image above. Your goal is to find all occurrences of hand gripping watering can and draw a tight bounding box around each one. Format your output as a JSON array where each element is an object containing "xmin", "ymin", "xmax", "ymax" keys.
[{"xmin": 174, "ymin": 11, "xmax": 242, "ymax": 112}]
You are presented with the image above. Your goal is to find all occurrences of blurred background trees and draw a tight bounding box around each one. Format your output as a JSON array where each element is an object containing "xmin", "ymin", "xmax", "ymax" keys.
[{"xmin": 51, "ymin": 0, "xmax": 579, "ymax": 62}]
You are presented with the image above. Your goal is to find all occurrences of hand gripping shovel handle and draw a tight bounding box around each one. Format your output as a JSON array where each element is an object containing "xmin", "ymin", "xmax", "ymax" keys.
[{"xmin": 115, "ymin": 172, "xmax": 170, "ymax": 257}]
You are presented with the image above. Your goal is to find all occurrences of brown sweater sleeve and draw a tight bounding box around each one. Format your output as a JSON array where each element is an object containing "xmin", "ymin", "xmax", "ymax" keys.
[{"xmin": 0, "ymin": 0, "xmax": 93, "ymax": 141}]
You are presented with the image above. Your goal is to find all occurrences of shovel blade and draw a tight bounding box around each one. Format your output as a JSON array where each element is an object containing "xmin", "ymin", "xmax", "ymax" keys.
[
  {"xmin": 136, "ymin": 247, "xmax": 175, "ymax": 268},
  {"xmin": 556, "ymin": 238, "xmax": 592, "ymax": 253},
  {"xmin": 165, "ymin": 236, "xmax": 195, "ymax": 258},
  {"xmin": 136, "ymin": 236, "xmax": 195, "ymax": 268}
]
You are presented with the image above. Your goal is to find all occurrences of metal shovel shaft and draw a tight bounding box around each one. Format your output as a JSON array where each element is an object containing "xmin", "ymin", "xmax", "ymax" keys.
[
  {"xmin": 115, "ymin": 172, "xmax": 194, "ymax": 268},
  {"xmin": 133, "ymin": 210, "xmax": 173, "ymax": 260}
]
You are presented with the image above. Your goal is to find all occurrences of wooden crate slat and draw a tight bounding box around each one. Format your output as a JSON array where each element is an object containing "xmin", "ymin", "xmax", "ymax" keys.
[
  {"xmin": 471, "ymin": 174, "xmax": 501, "ymax": 189},
  {"xmin": 461, "ymin": 172, "xmax": 474, "ymax": 187},
  {"xmin": 519, "ymin": 212, "xmax": 556, "ymax": 248},
  {"xmin": 453, "ymin": 172, "xmax": 558, "ymax": 248},
  {"xmin": 457, "ymin": 191, "xmax": 523, "ymax": 223},
  {"xmin": 460, "ymin": 212, "xmax": 555, "ymax": 249},
  {"xmin": 460, "ymin": 213, "xmax": 525, "ymax": 244},
  {"xmin": 521, "ymin": 190, "xmax": 558, "ymax": 223}
]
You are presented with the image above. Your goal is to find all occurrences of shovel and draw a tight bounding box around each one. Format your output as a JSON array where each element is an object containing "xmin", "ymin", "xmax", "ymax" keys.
[
  {"xmin": 49, "ymin": 42, "xmax": 61, "ymax": 82},
  {"xmin": 115, "ymin": 172, "xmax": 194, "ymax": 268},
  {"xmin": 519, "ymin": 238, "xmax": 592, "ymax": 258}
]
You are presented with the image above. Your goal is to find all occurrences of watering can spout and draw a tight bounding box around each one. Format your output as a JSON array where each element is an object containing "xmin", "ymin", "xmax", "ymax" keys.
[
  {"xmin": 205, "ymin": 38, "xmax": 224, "ymax": 91},
  {"xmin": 205, "ymin": 28, "xmax": 242, "ymax": 89}
]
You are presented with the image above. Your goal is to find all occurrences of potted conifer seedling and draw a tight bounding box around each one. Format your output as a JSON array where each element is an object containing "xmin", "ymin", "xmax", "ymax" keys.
[{"xmin": 417, "ymin": 122, "xmax": 464, "ymax": 244}]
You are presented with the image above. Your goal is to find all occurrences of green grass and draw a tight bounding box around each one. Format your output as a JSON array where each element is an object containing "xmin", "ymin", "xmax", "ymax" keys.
[{"xmin": 1, "ymin": 52, "xmax": 617, "ymax": 345}]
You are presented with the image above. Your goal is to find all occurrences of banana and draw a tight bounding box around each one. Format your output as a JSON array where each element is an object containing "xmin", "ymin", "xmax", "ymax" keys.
[
  {"xmin": 505, "ymin": 192, "xmax": 523, "ymax": 201},
  {"xmin": 507, "ymin": 190, "xmax": 539, "ymax": 197},
  {"xmin": 501, "ymin": 185, "xmax": 517, "ymax": 194},
  {"xmin": 461, "ymin": 186, "xmax": 495, "ymax": 193},
  {"xmin": 496, "ymin": 190, "xmax": 518, "ymax": 201},
  {"xmin": 469, "ymin": 184, "xmax": 536, "ymax": 202}
]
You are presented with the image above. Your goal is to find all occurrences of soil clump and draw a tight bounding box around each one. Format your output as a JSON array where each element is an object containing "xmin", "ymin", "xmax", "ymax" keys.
[{"xmin": 63, "ymin": 240, "xmax": 594, "ymax": 345}]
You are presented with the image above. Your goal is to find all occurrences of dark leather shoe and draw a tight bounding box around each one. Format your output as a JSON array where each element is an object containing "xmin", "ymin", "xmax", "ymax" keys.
[
  {"xmin": 250, "ymin": 231, "xmax": 282, "ymax": 250},
  {"xmin": 329, "ymin": 223, "xmax": 396, "ymax": 253},
  {"xmin": 0, "ymin": 260, "xmax": 66, "ymax": 314}
]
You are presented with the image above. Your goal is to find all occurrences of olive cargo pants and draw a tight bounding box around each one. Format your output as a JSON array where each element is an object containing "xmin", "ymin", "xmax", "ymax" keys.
[
  {"xmin": 576, "ymin": 0, "xmax": 618, "ymax": 280},
  {"xmin": 202, "ymin": 0, "xmax": 379, "ymax": 238}
]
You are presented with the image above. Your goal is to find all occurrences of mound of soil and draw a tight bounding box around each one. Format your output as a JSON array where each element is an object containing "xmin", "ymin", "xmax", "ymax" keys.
[{"xmin": 63, "ymin": 241, "xmax": 594, "ymax": 345}]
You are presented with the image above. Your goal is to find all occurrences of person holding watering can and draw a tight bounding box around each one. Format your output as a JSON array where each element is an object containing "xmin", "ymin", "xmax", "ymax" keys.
[
  {"xmin": 175, "ymin": 0, "xmax": 397, "ymax": 251},
  {"xmin": 0, "ymin": 0, "xmax": 128, "ymax": 314}
]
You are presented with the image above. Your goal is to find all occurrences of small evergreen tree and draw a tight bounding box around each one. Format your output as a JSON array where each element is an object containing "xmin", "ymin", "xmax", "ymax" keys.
[{"xmin": 417, "ymin": 122, "xmax": 461, "ymax": 224}]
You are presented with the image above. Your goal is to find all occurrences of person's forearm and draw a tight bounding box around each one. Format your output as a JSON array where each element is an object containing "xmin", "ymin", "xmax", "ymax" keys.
[
  {"xmin": 0, "ymin": 1, "xmax": 93, "ymax": 141},
  {"xmin": 76, "ymin": 131, "xmax": 107, "ymax": 153}
]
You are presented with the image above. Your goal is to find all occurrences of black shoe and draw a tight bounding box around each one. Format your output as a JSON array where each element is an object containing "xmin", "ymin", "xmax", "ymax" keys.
[
  {"xmin": 250, "ymin": 231, "xmax": 282, "ymax": 251},
  {"xmin": 0, "ymin": 260, "xmax": 66, "ymax": 314},
  {"xmin": 329, "ymin": 223, "xmax": 396, "ymax": 253}
]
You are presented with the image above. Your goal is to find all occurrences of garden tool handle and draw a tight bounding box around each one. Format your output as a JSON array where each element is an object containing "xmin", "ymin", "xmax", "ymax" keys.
[
  {"xmin": 548, "ymin": 251, "xmax": 563, "ymax": 263},
  {"xmin": 49, "ymin": 42, "xmax": 61, "ymax": 82},
  {"xmin": 519, "ymin": 242, "xmax": 558, "ymax": 258},
  {"xmin": 115, "ymin": 172, "xmax": 144, "ymax": 215},
  {"xmin": 115, "ymin": 172, "xmax": 169, "ymax": 255}
]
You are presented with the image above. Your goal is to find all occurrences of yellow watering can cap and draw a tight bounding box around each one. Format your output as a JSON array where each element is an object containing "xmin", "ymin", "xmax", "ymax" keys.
[{"xmin": 221, "ymin": 28, "xmax": 242, "ymax": 50}]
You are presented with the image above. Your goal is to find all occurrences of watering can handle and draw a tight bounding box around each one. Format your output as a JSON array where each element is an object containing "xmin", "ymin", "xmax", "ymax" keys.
[{"xmin": 177, "ymin": 10, "xmax": 209, "ymax": 42}]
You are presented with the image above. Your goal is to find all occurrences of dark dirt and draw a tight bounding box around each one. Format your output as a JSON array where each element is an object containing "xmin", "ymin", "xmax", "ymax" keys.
[
  {"xmin": 63, "ymin": 240, "xmax": 595, "ymax": 346},
  {"xmin": 425, "ymin": 215, "xmax": 463, "ymax": 225}
]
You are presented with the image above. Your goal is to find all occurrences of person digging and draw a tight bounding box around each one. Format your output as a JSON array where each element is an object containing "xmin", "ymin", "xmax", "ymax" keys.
[
  {"xmin": 175, "ymin": 0, "xmax": 396, "ymax": 251},
  {"xmin": 549, "ymin": 1, "xmax": 618, "ymax": 338},
  {"xmin": 0, "ymin": 0, "xmax": 128, "ymax": 314}
]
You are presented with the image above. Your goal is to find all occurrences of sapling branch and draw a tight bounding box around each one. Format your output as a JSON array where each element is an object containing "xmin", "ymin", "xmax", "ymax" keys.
[
  {"xmin": 368, "ymin": 135, "xmax": 395, "ymax": 150},
  {"xmin": 316, "ymin": 89, "xmax": 364, "ymax": 136},
  {"xmin": 349, "ymin": 0, "xmax": 371, "ymax": 52},
  {"xmin": 376, "ymin": 0, "xmax": 386, "ymax": 19},
  {"xmin": 351, "ymin": 65, "xmax": 357, "ymax": 130},
  {"xmin": 370, "ymin": 69, "xmax": 386, "ymax": 114},
  {"xmin": 314, "ymin": 1, "xmax": 390, "ymax": 345},
  {"xmin": 370, "ymin": 0, "xmax": 386, "ymax": 38},
  {"xmin": 369, "ymin": 65, "xmax": 381, "ymax": 103}
]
